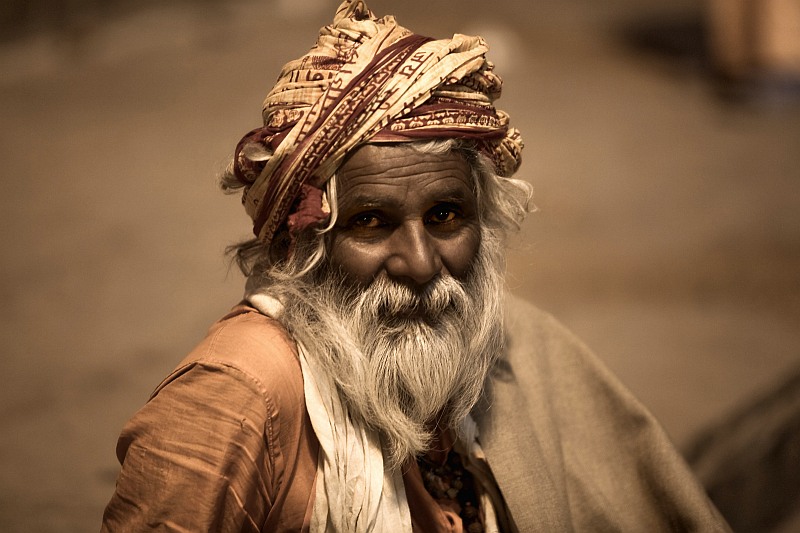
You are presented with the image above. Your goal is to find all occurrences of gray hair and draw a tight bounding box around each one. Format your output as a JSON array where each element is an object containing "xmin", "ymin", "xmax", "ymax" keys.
[{"xmin": 219, "ymin": 139, "xmax": 534, "ymax": 280}]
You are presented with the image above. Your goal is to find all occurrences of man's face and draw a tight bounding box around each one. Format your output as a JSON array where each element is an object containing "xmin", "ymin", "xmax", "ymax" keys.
[{"xmin": 328, "ymin": 143, "xmax": 481, "ymax": 288}]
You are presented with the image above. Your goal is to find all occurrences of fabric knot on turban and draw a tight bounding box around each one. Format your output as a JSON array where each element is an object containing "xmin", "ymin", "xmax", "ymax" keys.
[{"xmin": 233, "ymin": 0, "xmax": 524, "ymax": 246}]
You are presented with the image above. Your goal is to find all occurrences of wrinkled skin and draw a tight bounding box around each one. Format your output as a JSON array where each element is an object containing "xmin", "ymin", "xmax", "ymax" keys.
[{"xmin": 329, "ymin": 143, "xmax": 481, "ymax": 289}]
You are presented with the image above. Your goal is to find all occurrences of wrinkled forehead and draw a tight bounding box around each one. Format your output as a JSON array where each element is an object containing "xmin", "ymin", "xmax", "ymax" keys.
[{"xmin": 333, "ymin": 144, "xmax": 475, "ymax": 210}]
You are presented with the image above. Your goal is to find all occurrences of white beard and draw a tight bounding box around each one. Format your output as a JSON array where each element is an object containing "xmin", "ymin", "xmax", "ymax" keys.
[{"xmin": 276, "ymin": 230, "xmax": 506, "ymax": 468}]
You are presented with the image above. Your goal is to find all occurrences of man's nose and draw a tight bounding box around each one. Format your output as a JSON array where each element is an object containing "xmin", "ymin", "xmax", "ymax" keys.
[{"xmin": 384, "ymin": 221, "xmax": 443, "ymax": 286}]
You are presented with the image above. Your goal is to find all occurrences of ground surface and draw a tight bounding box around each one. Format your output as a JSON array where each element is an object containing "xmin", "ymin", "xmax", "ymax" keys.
[{"xmin": 1, "ymin": 0, "xmax": 798, "ymax": 531}]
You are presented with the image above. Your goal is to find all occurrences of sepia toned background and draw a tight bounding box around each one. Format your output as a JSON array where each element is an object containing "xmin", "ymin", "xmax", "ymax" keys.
[{"xmin": 1, "ymin": 0, "xmax": 798, "ymax": 531}]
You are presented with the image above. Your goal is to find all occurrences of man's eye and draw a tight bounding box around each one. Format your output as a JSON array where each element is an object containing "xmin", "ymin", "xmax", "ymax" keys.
[
  {"xmin": 426, "ymin": 205, "xmax": 460, "ymax": 224},
  {"xmin": 351, "ymin": 214, "xmax": 382, "ymax": 228}
]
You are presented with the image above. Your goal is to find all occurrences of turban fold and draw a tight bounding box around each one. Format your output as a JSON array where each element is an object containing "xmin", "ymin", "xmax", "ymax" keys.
[{"xmin": 233, "ymin": 0, "xmax": 523, "ymax": 246}]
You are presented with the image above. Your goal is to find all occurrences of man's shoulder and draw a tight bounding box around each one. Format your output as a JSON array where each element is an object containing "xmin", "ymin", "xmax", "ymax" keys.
[
  {"xmin": 502, "ymin": 293, "xmax": 590, "ymax": 369},
  {"xmin": 194, "ymin": 303, "xmax": 297, "ymax": 365},
  {"xmin": 494, "ymin": 294, "xmax": 731, "ymax": 532},
  {"xmin": 154, "ymin": 304, "xmax": 302, "ymax": 402},
  {"xmin": 503, "ymin": 293, "xmax": 557, "ymax": 337},
  {"xmin": 500, "ymin": 293, "xmax": 637, "ymax": 407}
]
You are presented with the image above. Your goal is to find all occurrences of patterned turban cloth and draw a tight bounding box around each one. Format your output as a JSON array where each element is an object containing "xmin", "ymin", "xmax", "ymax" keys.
[{"xmin": 233, "ymin": 0, "xmax": 524, "ymax": 247}]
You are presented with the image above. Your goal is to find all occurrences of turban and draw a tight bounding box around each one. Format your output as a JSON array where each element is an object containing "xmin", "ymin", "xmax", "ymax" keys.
[{"xmin": 233, "ymin": 0, "xmax": 523, "ymax": 246}]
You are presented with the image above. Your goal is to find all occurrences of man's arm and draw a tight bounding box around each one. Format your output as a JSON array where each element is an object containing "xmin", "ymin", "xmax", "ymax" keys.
[{"xmin": 101, "ymin": 361, "xmax": 274, "ymax": 532}]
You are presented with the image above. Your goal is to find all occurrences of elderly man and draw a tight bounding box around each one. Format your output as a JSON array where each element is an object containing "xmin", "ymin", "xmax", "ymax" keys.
[{"xmin": 102, "ymin": 2, "xmax": 730, "ymax": 532}]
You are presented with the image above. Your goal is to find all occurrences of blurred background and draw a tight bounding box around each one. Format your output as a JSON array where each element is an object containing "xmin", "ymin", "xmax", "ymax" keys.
[{"xmin": 1, "ymin": 0, "xmax": 798, "ymax": 531}]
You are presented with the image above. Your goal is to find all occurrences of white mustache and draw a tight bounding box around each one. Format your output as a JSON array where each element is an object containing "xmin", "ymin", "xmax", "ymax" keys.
[{"xmin": 357, "ymin": 274, "xmax": 469, "ymax": 322}]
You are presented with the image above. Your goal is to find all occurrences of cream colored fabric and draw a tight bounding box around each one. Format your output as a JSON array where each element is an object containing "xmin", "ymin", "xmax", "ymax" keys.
[{"xmin": 299, "ymin": 345, "xmax": 411, "ymax": 532}]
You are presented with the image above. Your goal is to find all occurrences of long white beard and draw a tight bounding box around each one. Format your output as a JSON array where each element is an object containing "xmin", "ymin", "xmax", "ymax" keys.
[{"xmin": 278, "ymin": 231, "xmax": 506, "ymax": 468}]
